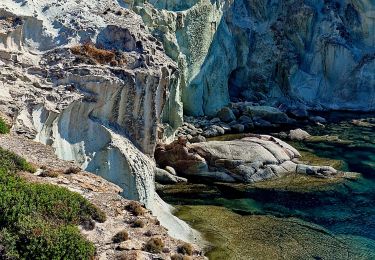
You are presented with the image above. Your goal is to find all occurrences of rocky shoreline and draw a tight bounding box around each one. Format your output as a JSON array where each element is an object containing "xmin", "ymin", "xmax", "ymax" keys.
[
  {"xmin": 0, "ymin": 0, "xmax": 374, "ymax": 259},
  {"xmin": 155, "ymin": 103, "xmax": 356, "ymax": 186},
  {"xmin": 0, "ymin": 134, "xmax": 206, "ymax": 260},
  {"xmin": 172, "ymin": 103, "xmax": 327, "ymax": 143}
]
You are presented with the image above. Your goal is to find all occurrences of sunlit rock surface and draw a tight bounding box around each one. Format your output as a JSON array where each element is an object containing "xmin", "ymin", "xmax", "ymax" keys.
[
  {"xmin": 0, "ymin": 0, "xmax": 200, "ymax": 243},
  {"xmin": 133, "ymin": 0, "xmax": 375, "ymax": 117}
]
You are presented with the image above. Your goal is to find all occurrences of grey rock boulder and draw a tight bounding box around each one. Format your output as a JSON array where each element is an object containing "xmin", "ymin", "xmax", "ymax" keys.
[
  {"xmin": 155, "ymin": 168, "xmax": 188, "ymax": 184},
  {"xmin": 217, "ymin": 107, "xmax": 236, "ymax": 123},
  {"xmin": 165, "ymin": 166, "xmax": 177, "ymax": 176},
  {"xmin": 231, "ymin": 124, "xmax": 245, "ymax": 133},
  {"xmin": 245, "ymin": 106, "xmax": 290, "ymax": 124},
  {"xmin": 296, "ymin": 164, "xmax": 337, "ymax": 177},
  {"xmin": 189, "ymin": 135, "xmax": 302, "ymax": 182}
]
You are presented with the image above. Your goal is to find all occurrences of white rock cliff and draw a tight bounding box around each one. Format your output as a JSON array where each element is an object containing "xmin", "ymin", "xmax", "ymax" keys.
[{"xmin": 0, "ymin": 0, "xmax": 199, "ymax": 243}]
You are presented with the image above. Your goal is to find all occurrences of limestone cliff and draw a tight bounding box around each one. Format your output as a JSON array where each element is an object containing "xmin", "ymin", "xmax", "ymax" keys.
[
  {"xmin": 132, "ymin": 0, "xmax": 375, "ymax": 118},
  {"xmin": 0, "ymin": 0, "xmax": 199, "ymax": 243}
]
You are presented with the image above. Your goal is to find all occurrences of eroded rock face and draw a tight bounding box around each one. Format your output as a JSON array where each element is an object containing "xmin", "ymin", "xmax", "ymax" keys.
[
  {"xmin": 0, "ymin": 1, "xmax": 203, "ymax": 243},
  {"xmin": 0, "ymin": 0, "xmax": 177, "ymax": 205},
  {"xmin": 134, "ymin": 0, "xmax": 375, "ymax": 118},
  {"xmin": 0, "ymin": 134, "xmax": 205, "ymax": 259}
]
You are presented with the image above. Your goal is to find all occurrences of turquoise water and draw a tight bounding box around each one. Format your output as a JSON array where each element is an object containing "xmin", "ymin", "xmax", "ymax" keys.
[{"xmin": 160, "ymin": 112, "xmax": 375, "ymax": 252}]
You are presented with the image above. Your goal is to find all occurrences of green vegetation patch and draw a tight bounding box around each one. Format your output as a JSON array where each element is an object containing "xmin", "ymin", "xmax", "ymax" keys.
[
  {"xmin": 0, "ymin": 147, "xmax": 106, "ymax": 259},
  {"xmin": 0, "ymin": 117, "xmax": 10, "ymax": 134}
]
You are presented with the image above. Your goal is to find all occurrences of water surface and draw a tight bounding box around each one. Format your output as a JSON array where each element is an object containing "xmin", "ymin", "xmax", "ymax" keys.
[{"xmin": 159, "ymin": 112, "xmax": 375, "ymax": 259}]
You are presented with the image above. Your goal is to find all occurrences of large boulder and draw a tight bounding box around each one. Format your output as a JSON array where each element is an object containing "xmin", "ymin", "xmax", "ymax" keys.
[
  {"xmin": 155, "ymin": 137, "xmax": 208, "ymax": 176},
  {"xmin": 155, "ymin": 135, "xmax": 343, "ymax": 183},
  {"xmin": 244, "ymin": 106, "xmax": 290, "ymax": 124},
  {"xmin": 188, "ymin": 135, "xmax": 301, "ymax": 182},
  {"xmin": 217, "ymin": 107, "xmax": 236, "ymax": 123}
]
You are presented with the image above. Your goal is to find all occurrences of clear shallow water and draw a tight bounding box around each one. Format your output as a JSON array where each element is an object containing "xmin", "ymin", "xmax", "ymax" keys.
[{"xmin": 160, "ymin": 112, "xmax": 375, "ymax": 259}]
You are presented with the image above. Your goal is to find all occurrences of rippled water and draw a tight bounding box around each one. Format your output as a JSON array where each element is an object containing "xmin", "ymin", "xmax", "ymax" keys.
[{"xmin": 159, "ymin": 112, "xmax": 375, "ymax": 259}]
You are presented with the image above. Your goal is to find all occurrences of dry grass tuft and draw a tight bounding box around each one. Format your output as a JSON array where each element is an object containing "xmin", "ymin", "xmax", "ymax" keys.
[
  {"xmin": 144, "ymin": 237, "xmax": 164, "ymax": 253},
  {"xmin": 132, "ymin": 219, "xmax": 145, "ymax": 228},
  {"xmin": 113, "ymin": 230, "xmax": 129, "ymax": 243},
  {"xmin": 39, "ymin": 170, "xmax": 59, "ymax": 178},
  {"xmin": 64, "ymin": 166, "xmax": 81, "ymax": 175},
  {"xmin": 125, "ymin": 201, "xmax": 145, "ymax": 216},
  {"xmin": 71, "ymin": 43, "xmax": 115, "ymax": 64},
  {"xmin": 177, "ymin": 243, "xmax": 194, "ymax": 256}
]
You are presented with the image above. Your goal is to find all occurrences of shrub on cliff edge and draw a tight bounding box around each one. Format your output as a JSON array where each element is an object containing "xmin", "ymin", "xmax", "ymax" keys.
[
  {"xmin": 0, "ymin": 117, "xmax": 9, "ymax": 134},
  {"xmin": 0, "ymin": 147, "xmax": 106, "ymax": 259}
]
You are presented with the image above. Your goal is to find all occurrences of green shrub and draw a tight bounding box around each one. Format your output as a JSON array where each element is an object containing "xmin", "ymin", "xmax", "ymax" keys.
[
  {"xmin": 0, "ymin": 147, "xmax": 106, "ymax": 259},
  {"xmin": 0, "ymin": 118, "xmax": 10, "ymax": 134},
  {"xmin": 0, "ymin": 147, "xmax": 36, "ymax": 173}
]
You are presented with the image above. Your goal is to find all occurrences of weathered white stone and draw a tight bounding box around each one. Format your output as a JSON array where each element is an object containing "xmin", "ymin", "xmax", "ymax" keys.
[{"xmin": 289, "ymin": 129, "xmax": 311, "ymax": 141}]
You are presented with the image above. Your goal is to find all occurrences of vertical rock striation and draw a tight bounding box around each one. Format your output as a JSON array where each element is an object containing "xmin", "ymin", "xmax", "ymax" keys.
[
  {"xmin": 0, "ymin": 0, "xmax": 200, "ymax": 242},
  {"xmin": 134, "ymin": 0, "xmax": 375, "ymax": 118}
]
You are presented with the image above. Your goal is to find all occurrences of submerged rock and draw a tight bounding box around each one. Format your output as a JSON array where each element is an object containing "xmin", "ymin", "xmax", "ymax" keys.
[{"xmin": 176, "ymin": 205, "xmax": 375, "ymax": 260}]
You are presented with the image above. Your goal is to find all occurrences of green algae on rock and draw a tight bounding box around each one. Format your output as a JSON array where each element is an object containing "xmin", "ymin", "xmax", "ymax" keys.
[{"xmin": 175, "ymin": 205, "xmax": 375, "ymax": 260}]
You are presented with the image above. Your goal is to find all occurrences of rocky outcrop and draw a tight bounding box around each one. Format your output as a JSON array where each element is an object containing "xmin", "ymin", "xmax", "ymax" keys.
[
  {"xmin": 0, "ymin": 0, "xmax": 200, "ymax": 243},
  {"xmin": 133, "ymin": 0, "xmax": 375, "ymax": 119},
  {"xmin": 0, "ymin": 134, "xmax": 205, "ymax": 259},
  {"xmin": 155, "ymin": 135, "xmax": 342, "ymax": 183}
]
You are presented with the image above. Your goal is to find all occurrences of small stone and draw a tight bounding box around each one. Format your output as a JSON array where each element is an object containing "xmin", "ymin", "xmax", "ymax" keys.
[
  {"xmin": 155, "ymin": 168, "xmax": 187, "ymax": 184},
  {"xmin": 277, "ymin": 131, "xmax": 288, "ymax": 139},
  {"xmin": 117, "ymin": 240, "xmax": 142, "ymax": 251},
  {"xmin": 253, "ymin": 119, "xmax": 272, "ymax": 128},
  {"xmin": 238, "ymin": 115, "xmax": 252, "ymax": 124},
  {"xmin": 202, "ymin": 125, "xmax": 225, "ymax": 137},
  {"xmin": 218, "ymin": 123, "xmax": 231, "ymax": 133}
]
